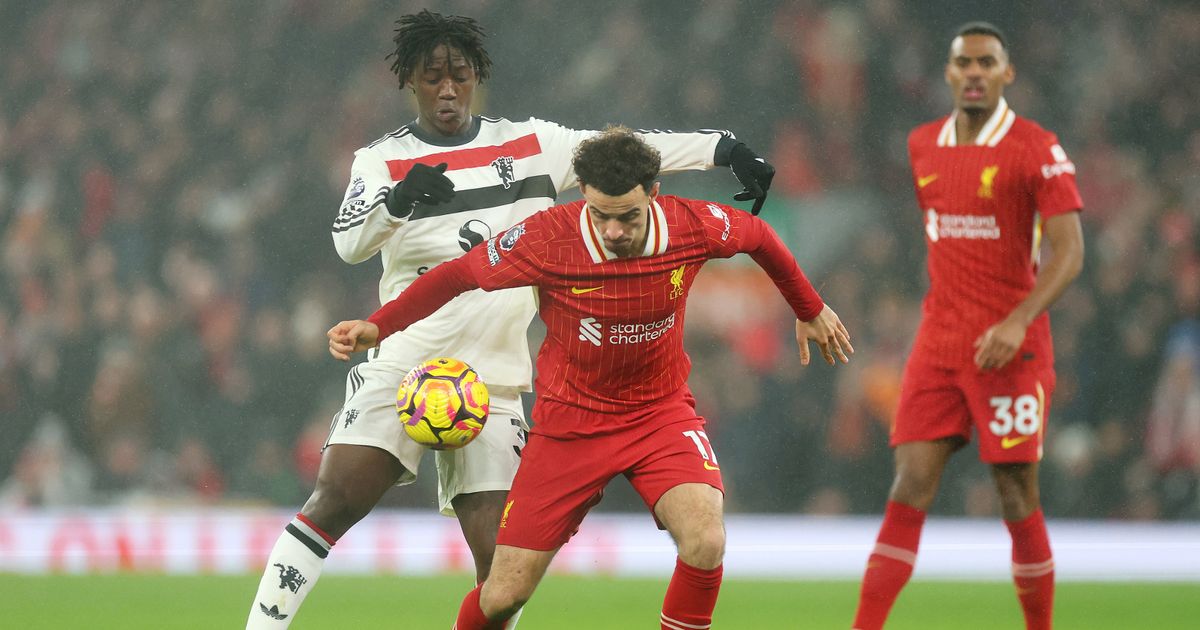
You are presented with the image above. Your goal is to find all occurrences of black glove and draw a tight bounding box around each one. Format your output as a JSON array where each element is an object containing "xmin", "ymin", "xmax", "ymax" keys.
[
  {"xmin": 728, "ymin": 143, "xmax": 775, "ymax": 215},
  {"xmin": 385, "ymin": 162, "xmax": 455, "ymax": 218}
]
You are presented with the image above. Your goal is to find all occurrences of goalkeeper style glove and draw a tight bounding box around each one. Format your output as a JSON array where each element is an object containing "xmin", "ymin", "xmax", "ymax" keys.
[
  {"xmin": 385, "ymin": 162, "xmax": 456, "ymax": 218},
  {"xmin": 727, "ymin": 142, "xmax": 775, "ymax": 215}
]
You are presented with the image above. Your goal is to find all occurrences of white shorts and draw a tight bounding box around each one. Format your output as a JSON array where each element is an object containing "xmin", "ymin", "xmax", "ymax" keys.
[{"xmin": 323, "ymin": 358, "xmax": 529, "ymax": 516}]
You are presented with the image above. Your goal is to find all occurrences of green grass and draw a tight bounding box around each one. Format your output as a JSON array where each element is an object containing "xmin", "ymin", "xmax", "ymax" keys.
[{"xmin": 2, "ymin": 574, "xmax": 1196, "ymax": 628}]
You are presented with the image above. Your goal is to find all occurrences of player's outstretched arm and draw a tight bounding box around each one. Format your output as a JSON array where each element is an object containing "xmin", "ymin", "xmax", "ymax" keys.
[
  {"xmin": 795, "ymin": 305, "xmax": 854, "ymax": 366},
  {"xmin": 327, "ymin": 320, "xmax": 380, "ymax": 361},
  {"xmin": 330, "ymin": 254, "xmax": 484, "ymax": 358}
]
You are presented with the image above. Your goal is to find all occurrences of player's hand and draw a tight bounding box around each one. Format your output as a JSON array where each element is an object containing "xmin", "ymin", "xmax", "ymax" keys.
[
  {"xmin": 973, "ymin": 316, "xmax": 1027, "ymax": 371},
  {"xmin": 387, "ymin": 162, "xmax": 455, "ymax": 217},
  {"xmin": 796, "ymin": 305, "xmax": 853, "ymax": 366},
  {"xmin": 327, "ymin": 319, "xmax": 380, "ymax": 361},
  {"xmin": 728, "ymin": 143, "xmax": 775, "ymax": 216}
]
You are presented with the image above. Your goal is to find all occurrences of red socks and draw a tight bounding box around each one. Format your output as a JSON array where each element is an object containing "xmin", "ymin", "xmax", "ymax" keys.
[
  {"xmin": 1006, "ymin": 508, "xmax": 1055, "ymax": 630},
  {"xmin": 661, "ymin": 557, "xmax": 723, "ymax": 629},
  {"xmin": 853, "ymin": 500, "xmax": 926, "ymax": 630},
  {"xmin": 453, "ymin": 584, "xmax": 508, "ymax": 630}
]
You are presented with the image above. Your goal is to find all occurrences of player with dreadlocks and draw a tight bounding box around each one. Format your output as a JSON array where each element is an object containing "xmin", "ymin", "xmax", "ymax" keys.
[{"xmin": 246, "ymin": 9, "xmax": 776, "ymax": 628}]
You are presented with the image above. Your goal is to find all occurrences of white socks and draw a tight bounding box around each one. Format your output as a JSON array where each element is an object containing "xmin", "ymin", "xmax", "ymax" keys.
[{"xmin": 246, "ymin": 515, "xmax": 334, "ymax": 628}]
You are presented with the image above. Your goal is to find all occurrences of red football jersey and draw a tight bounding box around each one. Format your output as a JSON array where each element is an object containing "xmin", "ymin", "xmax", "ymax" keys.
[
  {"xmin": 368, "ymin": 195, "xmax": 823, "ymax": 438},
  {"xmin": 907, "ymin": 99, "xmax": 1083, "ymax": 369},
  {"xmin": 468, "ymin": 195, "xmax": 821, "ymax": 435}
]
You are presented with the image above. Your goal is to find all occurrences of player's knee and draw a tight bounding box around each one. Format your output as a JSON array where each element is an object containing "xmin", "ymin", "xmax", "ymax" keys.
[
  {"xmin": 480, "ymin": 579, "xmax": 533, "ymax": 618},
  {"xmin": 678, "ymin": 522, "xmax": 725, "ymax": 569},
  {"xmin": 891, "ymin": 469, "xmax": 940, "ymax": 508}
]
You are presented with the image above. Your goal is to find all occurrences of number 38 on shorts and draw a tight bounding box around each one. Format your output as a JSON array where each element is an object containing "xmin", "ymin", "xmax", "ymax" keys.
[{"xmin": 983, "ymin": 381, "xmax": 1048, "ymax": 460}]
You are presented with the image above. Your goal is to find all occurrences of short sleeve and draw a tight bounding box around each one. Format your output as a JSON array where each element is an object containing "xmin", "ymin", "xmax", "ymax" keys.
[{"xmin": 1029, "ymin": 133, "xmax": 1083, "ymax": 218}]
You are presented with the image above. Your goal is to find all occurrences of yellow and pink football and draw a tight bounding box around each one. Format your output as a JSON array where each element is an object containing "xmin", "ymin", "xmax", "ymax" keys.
[{"xmin": 396, "ymin": 357, "xmax": 489, "ymax": 450}]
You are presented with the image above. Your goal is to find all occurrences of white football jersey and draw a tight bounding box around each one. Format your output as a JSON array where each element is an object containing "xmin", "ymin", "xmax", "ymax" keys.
[{"xmin": 332, "ymin": 116, "xmax": 729, "ymax": 389}]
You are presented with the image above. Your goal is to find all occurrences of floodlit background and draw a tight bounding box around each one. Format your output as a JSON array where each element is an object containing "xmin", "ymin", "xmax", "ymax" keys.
[{"xmin": 1, "ymin": 0, "xmax": 1197, "ymax": 587}]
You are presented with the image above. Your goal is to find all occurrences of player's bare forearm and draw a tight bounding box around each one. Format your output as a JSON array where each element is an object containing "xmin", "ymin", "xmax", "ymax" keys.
[
  {"xmin": 974, "ymin": 211, "xmax": 1083, "ymax": 370},
  {"xmin": 1009, "ymin": 211, "xmax": 1085, "ymax": 326}
]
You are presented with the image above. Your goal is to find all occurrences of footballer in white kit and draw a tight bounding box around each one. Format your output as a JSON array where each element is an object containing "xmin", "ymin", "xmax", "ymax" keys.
[
  {"xmin": 246, "ymin": 10, "xmax": 775, "ymax": 628},
  {"xmin": 329, "ymin": 116, "xmax": 735, "ymax": 514}
]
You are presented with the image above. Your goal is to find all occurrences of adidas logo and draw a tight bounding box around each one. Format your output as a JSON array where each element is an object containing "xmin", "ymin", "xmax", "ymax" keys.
[{"xmin": 259, "ymin": 603, "xmax": 288, "ymax": 620}]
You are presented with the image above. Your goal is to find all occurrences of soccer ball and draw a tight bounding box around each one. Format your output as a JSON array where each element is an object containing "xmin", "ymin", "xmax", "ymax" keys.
[{"xmin": 396, "ymin": 357, "xmax": 489, "ymax": 450}]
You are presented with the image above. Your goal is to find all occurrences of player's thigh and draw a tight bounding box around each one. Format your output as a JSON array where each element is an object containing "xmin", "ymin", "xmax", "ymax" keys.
[
  {"xmin": 962, "ymin": 363, "xmax": 1056, "ymax": 464},
  {"xmin": 653, "ymin": 483, "xmax": 725, "ymax": 539},
  {"xmin": 627, "ymin": 417, "xmax": 725, "ymax": 523},
  {"xmin": 494, "ymin": 432, "xmax": 618, "ymax": 551},
  {"xmin": 434, "ymin": 388, "xmax": 528, "ymax": 517},
  {"xmin": 891, "ymin": 358, "xmax": 972, "ymax": 447},
  {"xmin": 324, "ymin": 360, "xmax": 426, "ymax": 484}
]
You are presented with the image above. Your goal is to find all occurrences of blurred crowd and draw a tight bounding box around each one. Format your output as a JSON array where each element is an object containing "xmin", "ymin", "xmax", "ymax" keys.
[{"xmin": 1, "ymin": 0, "xmax": 1198, "ymax": 520}]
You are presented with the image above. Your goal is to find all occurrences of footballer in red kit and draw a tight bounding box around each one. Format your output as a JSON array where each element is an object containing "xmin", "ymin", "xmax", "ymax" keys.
[
  {"xmin": 330, "ymin": 127, "xmax": 852, "ymax": 629},
  {"xmin": 899, "ymin": 91, "xmax": 1081, "ymax": 462},
  {"xmin": 853, "ymin": 23, "xmax": 1085, "ymax": 630}
]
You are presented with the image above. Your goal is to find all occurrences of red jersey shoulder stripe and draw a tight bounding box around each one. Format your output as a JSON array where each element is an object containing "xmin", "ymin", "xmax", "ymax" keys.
[{"xmin": 386, "ymin": 133, "xmax": 543, "ymax": 181}]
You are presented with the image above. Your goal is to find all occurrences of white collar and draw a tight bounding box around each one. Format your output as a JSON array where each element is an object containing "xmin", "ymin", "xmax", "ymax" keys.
[
  {"xmin": 937, "ymin": 97, "xmax": 1016, "ymax": 147},
  {"xmin": 579, "ymin": 199, "xmax": 670, "ymax": 263}
]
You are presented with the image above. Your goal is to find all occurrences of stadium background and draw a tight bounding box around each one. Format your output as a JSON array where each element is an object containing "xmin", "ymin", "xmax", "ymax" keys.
[{"xmin": 1, "ymin": 0, "xmax": 1198, "ymax": 599}]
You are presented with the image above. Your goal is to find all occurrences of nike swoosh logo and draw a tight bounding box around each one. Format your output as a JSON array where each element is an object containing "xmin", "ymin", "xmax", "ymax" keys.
[
  {"xmin": 917, "ymin": 173, "xmax": 939, "ymax": 188},
  {"xmin": 703, "ymin": 461, "xmax": 720, "ymax": 471},
  {"xmin": 570, "ymin": 286, "xmax": 602, "ymax": 295},
  {"xmin": 1001, "ymin": 435, "xmax": 1032, "ymax": 449}
]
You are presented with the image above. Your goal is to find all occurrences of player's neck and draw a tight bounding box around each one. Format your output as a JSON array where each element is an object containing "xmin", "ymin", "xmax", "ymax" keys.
[{"xmin": 955, "ymin": 107, "xmax": 995, "ymax": 145}]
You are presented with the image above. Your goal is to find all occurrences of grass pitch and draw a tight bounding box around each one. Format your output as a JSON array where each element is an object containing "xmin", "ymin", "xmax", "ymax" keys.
[{"xmin": 2, "ymin": 574, "xmax": 1196, "ymax": 628}]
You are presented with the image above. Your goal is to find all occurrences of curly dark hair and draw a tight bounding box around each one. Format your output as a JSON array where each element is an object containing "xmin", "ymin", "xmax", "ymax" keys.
[
  {"xmin": 387, "ymin": 10, "xmax": 492, "ymax": 90},
  {"xmin": 572, "ymin": 126, "xmax": 662, "ymax": 196}
]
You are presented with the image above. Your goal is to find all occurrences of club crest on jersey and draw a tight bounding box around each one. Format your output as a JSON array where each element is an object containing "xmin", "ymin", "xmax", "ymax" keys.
[
  {"xmin": 499, "ymin": 223, "xmax": 525, "ymax": 251},
  {"xmin": 491, "ymin": 156, "xmax": 515, "ymax": 189},
  {"xmin": 669, "ymin": 264, "xmax": 686, "ymax": 299},
  {"xmin": 978, "ymin": 165, "xmax": 1000, "ymax": 199},
  {"xmin": 458, "ymin": 219, "xmax": 493, "ymax": 252}
]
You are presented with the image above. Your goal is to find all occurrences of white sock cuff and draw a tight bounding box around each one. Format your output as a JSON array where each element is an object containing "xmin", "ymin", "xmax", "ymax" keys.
[{"xmin": 285, "ymin": 515, "xmax": 334, "ymax": 559}]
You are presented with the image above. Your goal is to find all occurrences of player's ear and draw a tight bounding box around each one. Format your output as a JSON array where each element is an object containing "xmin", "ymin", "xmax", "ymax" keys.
[
  {"xmin": 648, "ymin": 181, "xmax": 660, "ymax": 199},
  {"xmin": 1003, "ymin": 61, "xmax": 1015, "ymax": 86}
]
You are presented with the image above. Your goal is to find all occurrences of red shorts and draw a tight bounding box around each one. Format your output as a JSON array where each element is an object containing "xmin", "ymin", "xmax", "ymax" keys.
[
  {"xmin": 891, "ymin": 354, "xmax": 1056, "ymax": 464},
  {"xmin": 495, "ymin": 390, "xmax": 724, "ymax": 551}
]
